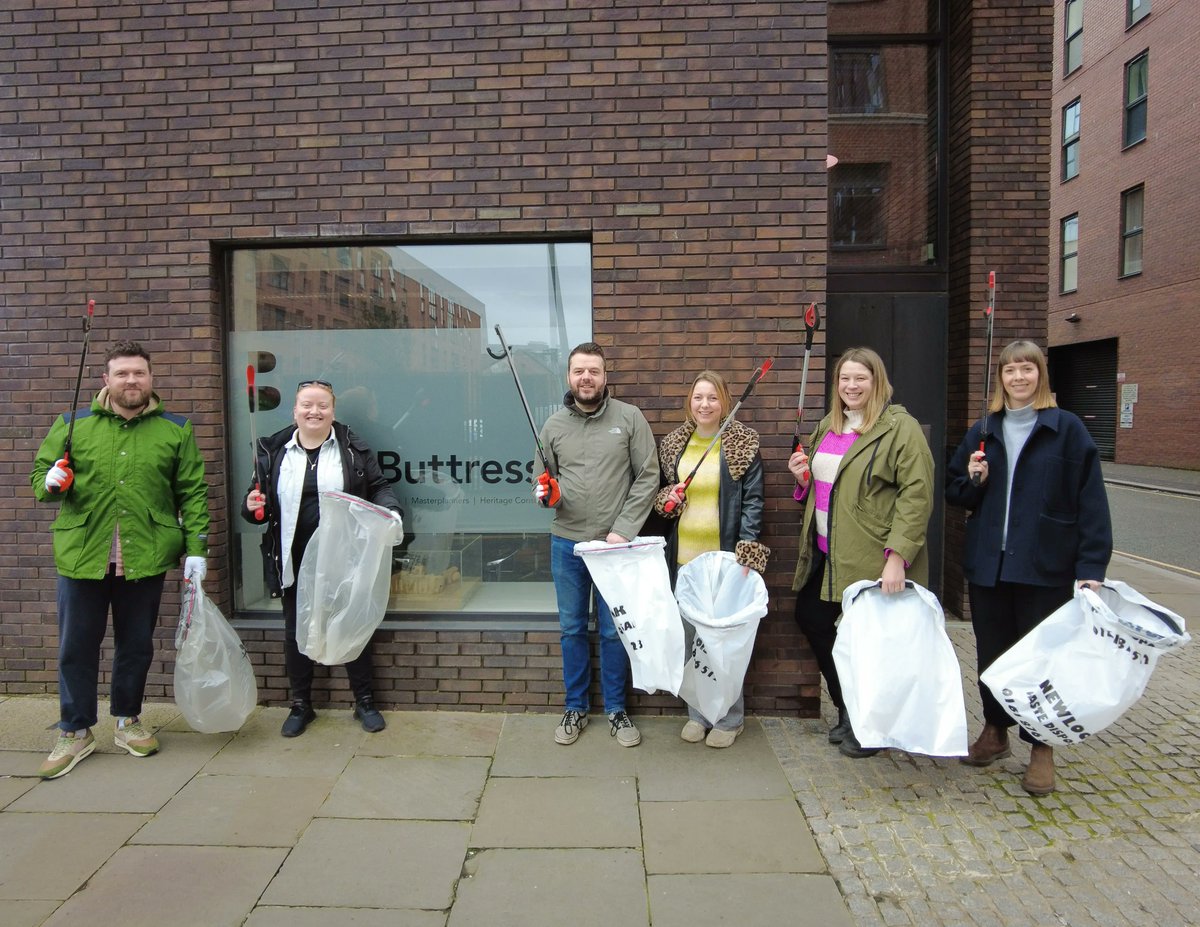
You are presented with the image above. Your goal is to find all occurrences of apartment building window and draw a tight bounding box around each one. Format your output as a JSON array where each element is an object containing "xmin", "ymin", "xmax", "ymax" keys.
[
  {"xmin": 830, "ymin": 164, "xmax": 887, "ymax": 250},
  {"xmin": 1121, "ymin": 186, "xmax": 1144, "ymax": 277},
  {"xmin": 1124, "ymin": 52, "xmax": 1148, "ymax": 147},
  {"xmin": 831, "ymin": 48, "xmax": 885, "ymax": 114},
  {"xmin": 1062, "ymin": 99, "xmax": 1081, "ymax": 181},
  {"xmin": 1128, "ymin": 0, "xmax": 1150, "ymax": 27},
  {"xmin": 1064, "ymin": 0, "xmax": 1083, "ymax": 74},
  {"xmin": 1061, "ymin": 215, "xmax": 1079, "ymax": 293}
]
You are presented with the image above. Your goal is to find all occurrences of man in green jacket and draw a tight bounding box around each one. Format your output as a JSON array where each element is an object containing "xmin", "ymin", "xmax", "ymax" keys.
[
  {"xmin": 535, "ymin": 342, "xmax": 659, "ymax": 748},
  {"xmin": 31, "ymin": 341, "xmax": 210, "ymax": 779}
]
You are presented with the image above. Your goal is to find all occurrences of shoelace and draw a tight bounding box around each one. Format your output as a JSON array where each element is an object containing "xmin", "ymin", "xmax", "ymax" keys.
[
  {"xmin": 561, "ymin": 710, "xmax": 583, "ymax": 733},
  {"xmin": 609, "ymin": 712, "xmax": 633, "ymax": 736}
]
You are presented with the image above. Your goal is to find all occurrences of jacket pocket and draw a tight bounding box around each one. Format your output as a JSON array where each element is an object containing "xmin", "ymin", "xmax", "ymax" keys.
[
  {"xmin": 1040, "ymin": 455, "xmax": 1082, "ymax": 516},
  {"xmin": 1035, "ymin": 512, "xmax": 1078, "ymax": 576},
  {"xmin": 148, "ymin": 507, "xmax": 185, "ymax": 565}
]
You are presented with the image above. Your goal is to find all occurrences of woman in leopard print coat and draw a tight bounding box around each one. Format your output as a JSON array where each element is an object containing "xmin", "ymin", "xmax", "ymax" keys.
[{"xmin": 654, "ymin": 370, "xmax": 769, "ymax": 749}]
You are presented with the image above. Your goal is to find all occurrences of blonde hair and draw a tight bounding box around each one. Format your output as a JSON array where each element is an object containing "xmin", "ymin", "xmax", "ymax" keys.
[
  {"xmin": 684, "ymin": 370, "xmax": 733, "ymax": 428},
  {"xmin": 988, "ymin": 340, "xmax": 1056, "ymax": 412},
  {"xmin": 830, "ymin": 347, "xmax": 893, "ymax": 434}
]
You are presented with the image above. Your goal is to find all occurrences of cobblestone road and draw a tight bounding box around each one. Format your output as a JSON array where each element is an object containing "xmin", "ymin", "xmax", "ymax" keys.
[{"xmin": 766, "ymin": 558, "xmax": 1199, "ymax": 927}]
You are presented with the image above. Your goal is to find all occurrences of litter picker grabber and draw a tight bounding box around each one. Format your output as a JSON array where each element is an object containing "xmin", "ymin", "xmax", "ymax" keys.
[
  {"xmin": 487, "ymin": 325, "xmax": 560, "ymax": 507},
  {"xmin": 972, "ymin": 271, "xmax": 997, "ymax": 486},
  {"xmin": 792, "ymin": 302, "xmax": 821, "ymax": 453},
  {"xmin": 664, "ymin": 358, "xmax": 774, "ymax": 515},
  {"xmin": 246, "ymin": 364, "xmax": 265, "ymax": 521},
  {"xmin": 49, "ymin": 298, "xmax": 95, "ymax": 495}
]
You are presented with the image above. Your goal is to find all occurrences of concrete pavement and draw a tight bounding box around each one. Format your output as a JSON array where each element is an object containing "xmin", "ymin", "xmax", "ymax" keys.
[{"xmin": 1, "ymin": 552, "xmax": 1196, "ymax": 926}]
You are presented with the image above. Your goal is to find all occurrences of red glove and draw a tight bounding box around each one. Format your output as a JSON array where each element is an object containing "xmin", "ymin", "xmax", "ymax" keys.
[
  {"xmin": 46, "ymin": 458, "xmax": 74, "ymax": 493},
  {"xmin": 534, "ymin": 471, "xmax": 561, "ymax": 507}
]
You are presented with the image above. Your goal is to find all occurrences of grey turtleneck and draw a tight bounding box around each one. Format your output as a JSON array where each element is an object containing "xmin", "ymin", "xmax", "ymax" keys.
[{"xmin": 1001, "ymin": 403, "xmax": 1038, "ymax": 545}]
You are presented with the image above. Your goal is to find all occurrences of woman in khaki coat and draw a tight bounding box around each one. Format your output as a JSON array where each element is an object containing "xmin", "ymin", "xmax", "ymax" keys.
[{"xmin": 787, "ymin": 347, "xmax": 935, "ymax": 758}]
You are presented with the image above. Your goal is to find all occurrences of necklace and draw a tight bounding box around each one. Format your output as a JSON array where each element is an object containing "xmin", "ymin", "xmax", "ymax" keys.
[{"xmin": 304, "ymin": 445, "xmax": 321, "ymax": 471}]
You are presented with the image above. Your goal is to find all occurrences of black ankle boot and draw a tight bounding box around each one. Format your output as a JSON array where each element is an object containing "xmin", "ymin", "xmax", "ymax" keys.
[
  {"xmin": 828, "ymin": 708, "xmax": 852, "ymax": 744},
  {"xmin": 838, "ymin": 726, "xmax": 881, "ymax": 759},
  {"xmin": 353, "ymin": 696, "xmax": 386, "ymax": 733},
  {"xmin": 281, "ymin": 701, "xmax": 316, "ymax": 738}
]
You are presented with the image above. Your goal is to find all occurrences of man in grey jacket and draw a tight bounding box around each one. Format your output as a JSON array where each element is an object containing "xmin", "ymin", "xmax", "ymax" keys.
[{"xmin": 535, "ymin": 342, "xmax": 659, "ymax": 747}]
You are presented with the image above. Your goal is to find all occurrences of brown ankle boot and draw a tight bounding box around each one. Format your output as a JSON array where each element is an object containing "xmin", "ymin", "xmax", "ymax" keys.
[
  {"xmin": 1021, "ymin": 743, "xmax": 1055, "ymax": 795},
  {"xmin": 960, "ymin": 723, "xmax": 1011, "ymax": 767}
]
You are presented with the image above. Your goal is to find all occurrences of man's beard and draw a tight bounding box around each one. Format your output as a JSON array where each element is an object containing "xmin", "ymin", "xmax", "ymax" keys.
[{"xmin": 112, "ymin": 387, "xmax": 148, "ymax": 412}]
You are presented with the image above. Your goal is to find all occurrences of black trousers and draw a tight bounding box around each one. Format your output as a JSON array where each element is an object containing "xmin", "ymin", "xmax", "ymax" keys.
[
  {"xmin": 281, "ymin": 585, "xmax": 374, "ymax": 704},
  {"xmin": 968, "ymin": 578, "xmax": 1073, "ymax": 744},
  {"xmin": 793, "ymin": 548, "xmax": 846, "ymax": 713}
]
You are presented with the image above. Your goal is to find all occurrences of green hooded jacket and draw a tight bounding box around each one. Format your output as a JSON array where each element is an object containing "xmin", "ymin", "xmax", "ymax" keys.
[
  {"xmin": 791, "ymin": 403, "xmax": 934, "ymax": 603},
  {"xmin": 31, "ymin": 390, "xmax": 210, "ymax": 580}
]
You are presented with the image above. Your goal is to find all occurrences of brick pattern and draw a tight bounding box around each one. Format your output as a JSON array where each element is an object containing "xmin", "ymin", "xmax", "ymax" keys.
[
  {"xmin": 1048, "ymin": 3, "xmax": 1200, "ymax": 468},
  {"xmin": 0, "ymin": 2, "xmax": 828, "ymax": 714},
  {"xmin": 943, "ymin": 1, "xmax": 1054, "ymax": 617}
]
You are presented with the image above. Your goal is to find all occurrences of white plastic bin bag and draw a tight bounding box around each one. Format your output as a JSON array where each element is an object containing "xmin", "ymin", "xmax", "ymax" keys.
[
  {"xmin": 832, "ymin": 580, "xmax": 968, "ymax": 756},
  {"xmin": 174, "ymin": 581, "xmax": 258, "ymax": 734},
  {"xmin": 573, "ymin": 536, "xmax": 684, "ymax": 695},
  {"xmin": 675, "ymin": 551, "xmax": 769, "ymax": 725},
  {"xmin": 981, "ymin": 580, "xmax": 1189, "ymax": 746},
  {"xmin": 296, "ymin": 491, "xmax": 403, "ymax": 666}
]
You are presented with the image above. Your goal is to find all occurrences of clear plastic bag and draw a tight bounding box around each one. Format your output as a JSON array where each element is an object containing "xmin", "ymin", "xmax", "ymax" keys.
[
  {"xmin": 833, "ymin": 580, "xmax": 968, "ymax": 756},
  {"xmin": 174, "ymin": 581, "xmax": 258, "ymax": 733},
  {"xmin": 674, "ymin": 551, "xmax": 769, "ymax": 725},
  {"xmin": 295, "ymin": 491, "xmax": 403, "ymax": 665},
  {"xmin": 981, "ymin": 580, "xmax": 1189, "ymax": 746},
  {"xmin": 573, "ymin": 536, "xmax": 685, "ymax": 695}
]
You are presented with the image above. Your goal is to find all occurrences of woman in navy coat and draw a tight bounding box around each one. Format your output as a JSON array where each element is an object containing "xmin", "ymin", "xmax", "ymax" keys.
[{"xmin": 946, "ymin": 340, "xmax": 1112, "ymax": 795}]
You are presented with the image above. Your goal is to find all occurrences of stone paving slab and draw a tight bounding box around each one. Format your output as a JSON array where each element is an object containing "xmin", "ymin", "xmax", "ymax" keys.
[
  {"xmin": 131, "ymin": 772, "xmax": 335, "ymax": 846},
  {"xmin": 260, "ymin": 818, "xmax": 470, "ymax": 910},
  {"xmin": 245, "ymin": 908, "xmax": 447, "ymax": 927},
  {"xmin": 641, "ymin": 798, "xmax": 824, "ymax": 873},
  {"xmin": 356, "ymin": 711, "xmax": 503, "ymax": 757},
  {"xmin": 9, "ymin": 733, "xmax": 224, "ymax": 813},
  {"xmin": 0, "ymin": 773, "xmax": 36, "ymax": 809},
  {"xmin": 489, "ymin": 712, "xmax": 638, "ymax": 777},
  {"xmin": 449, "ymin": 848, "xmax": 649, "ymax": 927},
  {"xmin": 648, "ymin": 872, "xmax": 856, "ymax": 927},
  {"xmin": 200, "ymin": 706, "xmax": 364, "ymax": 778},
  {"xmin": 318, "ymin": 754, "xmax": 490, "ymax": 820},
  {"xmin": 0, "ymin": 696, "xmax": 183, "ymax": 755},
  {"xmin": 470, "ymin": 775, "xmax": 641, "ymax": 848},
  {"xmin": 0, "ymin": 900, "xmax": 60, "ymax": 927},
  {"xmin": 0, "ymin": 811, "xmax": 148, "ymax": 901},
  {"xmin": 39, "ymin": 845, "xmax": 287, "ymax": 927}
]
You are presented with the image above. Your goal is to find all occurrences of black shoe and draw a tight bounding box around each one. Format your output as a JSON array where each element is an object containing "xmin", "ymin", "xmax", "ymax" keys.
[
  {"xmin": 281, "ymin": 701, "xmax": 316, "ymax": 738},
  {"xmin": 828, "ymin": 709, "xmax": 852, "ymax": 744},
  {"xmin": 353, "ymin": 696, "xmax": 386, "ymax": 733},
  {"xmin": 838, "ymin": 727, "xmax": 881, "ymax": 759}
]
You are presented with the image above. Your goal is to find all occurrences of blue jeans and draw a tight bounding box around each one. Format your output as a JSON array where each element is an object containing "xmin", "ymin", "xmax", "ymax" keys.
[
  {"xmin": 56, "ymin": 568, "xmax": 166, "ymax": 732},
  {"xmin": 551, "ymin": 534, "xmax": 629, "ymax": 715}
]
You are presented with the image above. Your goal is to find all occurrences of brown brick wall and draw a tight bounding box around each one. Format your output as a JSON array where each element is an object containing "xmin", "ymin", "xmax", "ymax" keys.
[
  {"xmin": 1, "ymin": 2, "xmax": 830, "ymax": 715},
  {"xmin": 943, "ymin": 1, "xmax": 1054, "ymax": 617},
  {"xmin": 1048, "ymin": 3, "xmax": 1200, "ymax": 468}
]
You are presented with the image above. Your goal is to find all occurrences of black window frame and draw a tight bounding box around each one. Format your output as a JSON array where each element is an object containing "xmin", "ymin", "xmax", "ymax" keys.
[
  {"xmin": 1120, "ymin": 185, "xmax": 1144, "ymax": 278},
  {"xmin": 1123, "ymin": 51, "xmax": 1148, "ymax": 148},
  {"xmin": 1064, "ymin": 0, "xmax": 1083, "ymax": 75},
  {"xmin": 1061, "ymin": 214, "xmax": 1079, "ymax": 294},
  {"xmin": 1062, "ymin": 97, "xmax": 1081, "ymax": 182},
  {"xmin": 1127, "ymin": 0, "xmax": 1150, "ymax": 28}
]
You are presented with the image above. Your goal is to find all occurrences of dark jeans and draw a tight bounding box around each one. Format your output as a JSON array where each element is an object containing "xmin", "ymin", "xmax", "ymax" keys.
[
  {"xmin": 793, "ymin": 548, "xmax": 846, "ymax": 713},
  {"xmin": 968, "ymin": 578, "xmax": 1073, "ymax": 744},
  {"xmin": 281, "ymin": 585, "xmax": 374, "ymax": 704},
  {"xmin": 56, "ymin": 568, "xmax": 166, "ymax": 732}
]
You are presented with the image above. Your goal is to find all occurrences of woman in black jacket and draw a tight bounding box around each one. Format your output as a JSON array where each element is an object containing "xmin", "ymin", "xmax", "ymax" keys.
[
  {"xmin": 947, "ymin": 341, "xmax": 1112, "ymax": 795},
  {"xmin": 654, "ymin": 370, "xmax": 769, "ymax": 749},
  {"xmin": 243, "ymin": 379, "xmax": 403, "ymax": 737}
]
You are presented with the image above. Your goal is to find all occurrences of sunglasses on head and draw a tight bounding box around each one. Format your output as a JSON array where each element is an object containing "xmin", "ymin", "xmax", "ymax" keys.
[{"xmin": 297, "ymin": 379, "xmax": 334, "ymax": 391}]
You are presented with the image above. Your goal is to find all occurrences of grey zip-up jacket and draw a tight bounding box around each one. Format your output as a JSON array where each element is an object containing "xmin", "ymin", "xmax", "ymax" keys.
[{"xmin": 538, "ymin": 390, "xmax": 660, "ymax": 542}]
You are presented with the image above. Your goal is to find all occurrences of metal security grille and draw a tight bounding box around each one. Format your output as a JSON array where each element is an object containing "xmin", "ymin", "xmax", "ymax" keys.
[{"xmin": 1048, "ymin": 339, "xmax": 1118, "ymax": 460}]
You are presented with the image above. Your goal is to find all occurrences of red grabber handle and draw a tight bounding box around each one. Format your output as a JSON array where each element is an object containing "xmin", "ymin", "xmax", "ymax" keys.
[
  {"xmin": 972, "ymin": 271, "xmax": 996, "ymax": 486},
  {"xmin": 536, "ymin": 471, "xmax": 561, "ymax": 507},
  {"xmin": 247, "ymin": 364, "xmax": 264, "ymax": 520}
]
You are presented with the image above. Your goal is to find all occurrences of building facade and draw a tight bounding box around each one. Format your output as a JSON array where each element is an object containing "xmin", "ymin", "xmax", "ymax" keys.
[
  {"xmin": 1048, "ymin": 0, "xmax": 1200, "ymax": 468},
  {"xmin": 2, "ymin": 1, "xmax": 1052, "ymax": 715}
]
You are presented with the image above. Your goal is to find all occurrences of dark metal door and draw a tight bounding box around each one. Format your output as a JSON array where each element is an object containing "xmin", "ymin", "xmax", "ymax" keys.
[{"xmin": 1048, "ymin": 339, "xmax": 1118, "ymax": 460}]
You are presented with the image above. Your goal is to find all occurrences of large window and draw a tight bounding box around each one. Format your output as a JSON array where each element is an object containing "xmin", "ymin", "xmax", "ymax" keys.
[
  {"xmin": 1061, "ymin": 215, "xmax": 1079, "ymax": 293},
  {"xmin": 1121, "ymin": 185, "xmax": 1144, "ymax": 277},
  {"xmin": 1062, "ymin": 98, "xmax": 1080, "ymax": 181},
  {"xmin": 1124, "ymin": 52, "xmax": 1148, "ymax": 147},
  {"xmin": 831, "ymin": 49, "xmax": 885, "ymax": 114},
  {"xmin": 1064, "ymin": 0, "xmax": 1083, "ymax": 74},
  {"xmin": 1128, "ymin": 0, "xmax": 1150, "ymax": 28},
  {"xmin": 228, "ymin": 242, "xmax": 593, "ymax": 621},
  {"xmin": 830, "ymin": 164, "xmax": 887, "ymax": 251}
]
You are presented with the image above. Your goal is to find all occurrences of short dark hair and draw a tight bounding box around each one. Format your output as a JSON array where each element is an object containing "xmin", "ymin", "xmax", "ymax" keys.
[
  {"xmin": 568, "ymin": 342, "xmax": 606, "ymax": 365},
  {"xmin": 105, "ymin": 341, "xmax": 152, "ymax": 371}
]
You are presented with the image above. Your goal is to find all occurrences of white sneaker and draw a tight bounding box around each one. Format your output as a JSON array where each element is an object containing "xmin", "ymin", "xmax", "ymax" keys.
[
  {"xmin": 114, "ymin": 717, "xmax": 159, "ymax": 757},
  {"xmin": 39, "ymin": 730, "xmax": 95, "ymax": 780},
  {"xmin": 608, "ymin": 711, "xmax": 641, "ymax": 748},
  {"xmin": 554, "ymin": 710, "xmax": 588, "ymax": 745},
  {"xmin": 680, "ymin": 720, "xmax": 707, "ymax": 743},
  {"xmin": 705, "ymin": 724, "xmax": 744, "ymax": 749}
]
